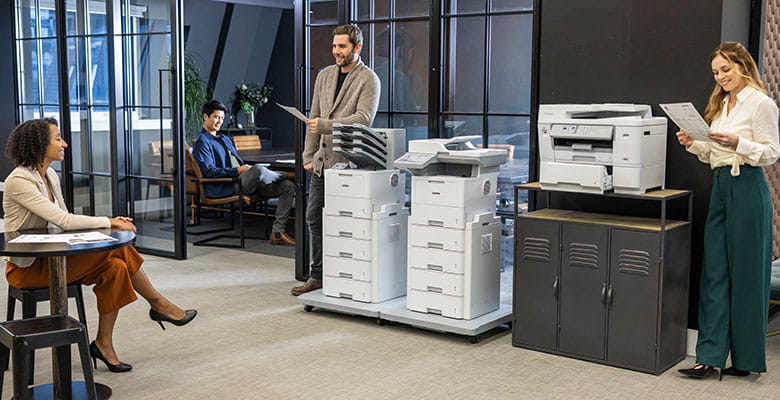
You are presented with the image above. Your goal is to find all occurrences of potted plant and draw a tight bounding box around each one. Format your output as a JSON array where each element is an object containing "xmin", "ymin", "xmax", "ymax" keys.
[
  {"xmin": 234, "ymin": 82, "xmax": 272, "ymax": 127},
  {"xmin": 184, "ymin": 52, "xmax": 208, "ymax": 144}
]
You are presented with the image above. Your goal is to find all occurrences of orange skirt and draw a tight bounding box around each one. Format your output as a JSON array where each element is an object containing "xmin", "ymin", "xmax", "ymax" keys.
[{"xmin": 6, "ymin": 246, "xmax": 144, "ymax": 314}]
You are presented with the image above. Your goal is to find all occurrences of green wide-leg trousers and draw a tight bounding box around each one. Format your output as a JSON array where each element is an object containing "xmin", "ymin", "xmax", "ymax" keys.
[{"xmin": 695, "ymin": 166, "xmax": 773, "ymax": 372}]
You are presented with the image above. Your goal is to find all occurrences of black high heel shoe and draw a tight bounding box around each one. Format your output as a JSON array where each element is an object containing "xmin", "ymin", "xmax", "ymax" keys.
[
  {"xmin": 722, "ymin": 366, "xmax": 751, "ymax": 377},
  {"xmin": 89, "ymin": 341, "xmax": 132, "ymax": 373},
  {"xmin": 678, "ymin": 364, "xmax": 722, "ymax": 381},
  {"xmin": 149, "ymin": 309, "xmax": 197, "ymax": 330}
]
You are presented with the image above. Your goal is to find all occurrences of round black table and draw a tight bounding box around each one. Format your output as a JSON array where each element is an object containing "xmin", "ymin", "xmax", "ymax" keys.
[{"xmin": 0, "ymin": 228, "xmax": 135, "ymax": 400}]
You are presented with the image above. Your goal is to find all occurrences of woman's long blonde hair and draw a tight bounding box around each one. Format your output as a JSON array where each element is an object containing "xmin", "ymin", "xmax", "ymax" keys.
[{"xmin": 704, "ymin": 42, "xmax": 767, "ymax": 124}]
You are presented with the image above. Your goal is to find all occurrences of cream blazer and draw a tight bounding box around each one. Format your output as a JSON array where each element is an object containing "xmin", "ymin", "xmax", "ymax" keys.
[{"xmin": 3, "ymin": 166, "xmax": 110, "ymax": 267}]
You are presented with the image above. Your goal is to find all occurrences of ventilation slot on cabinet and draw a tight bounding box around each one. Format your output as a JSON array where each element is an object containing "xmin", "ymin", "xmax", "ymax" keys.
[
  {"xmin": 522, "ymin": 238, "xmax": 551, "ymax": 263},
  {"xmin": 618, "ymin": 249, "xmax": 651, "ymax": 276},
  {"xmin": 568, "ymin": 243, "xmax": 598, "ymax": 269}
]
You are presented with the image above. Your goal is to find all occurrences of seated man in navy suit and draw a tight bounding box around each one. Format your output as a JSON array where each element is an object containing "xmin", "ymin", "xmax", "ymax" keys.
[{"xmin": 192, "ymin": 100, "xmax": 296, "ymax": 246}]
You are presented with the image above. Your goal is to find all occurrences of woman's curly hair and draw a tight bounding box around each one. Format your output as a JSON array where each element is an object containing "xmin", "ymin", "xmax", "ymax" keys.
[{"xmin": 5, "ymin": 117, "xmax": 58, "ymax": 168}]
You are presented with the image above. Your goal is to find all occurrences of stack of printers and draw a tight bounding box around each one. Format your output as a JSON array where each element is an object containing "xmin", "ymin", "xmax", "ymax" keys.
[
  {"xmin": 322, "ymin": 123, "xmax": 408, "ymax": 303},
  {"xmin": 537, "ymin": 104, "xmax": 667, "ymax": 194},
  {"xmin": 395, "ymin": 136, "xmax": 507, "ymax": 320}
]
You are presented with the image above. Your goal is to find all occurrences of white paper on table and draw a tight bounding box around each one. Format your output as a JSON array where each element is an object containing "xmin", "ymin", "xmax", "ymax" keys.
[
  {"xmin": 276, "ymin": 103, "xmax": 309, "ymax": 122},
  {"xmin": 659, "ymin": 102, "xmax": 714, "ymax": 143},
  {"xmin": 9, "ymin": 231, "xmax": 118, "ymax": 245}
]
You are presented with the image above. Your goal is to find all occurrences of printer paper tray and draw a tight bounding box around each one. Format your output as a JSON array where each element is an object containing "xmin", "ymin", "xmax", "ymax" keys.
[{"xmin": 539, "ymin": 162, "xmax": 613, "ymax": 194}]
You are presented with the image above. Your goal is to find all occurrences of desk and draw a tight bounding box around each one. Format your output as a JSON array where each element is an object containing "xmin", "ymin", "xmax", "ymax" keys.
[
  {"xmin": 237, "ymin": 147, "xmax": 296, "ymax": 178},
  {"xmin": 219, "ymin": 127, "xmax": 273, "ymax": 148},
  {"xmin": 0, "ymin": 229, "xmax": 135, "ymax": 399}
]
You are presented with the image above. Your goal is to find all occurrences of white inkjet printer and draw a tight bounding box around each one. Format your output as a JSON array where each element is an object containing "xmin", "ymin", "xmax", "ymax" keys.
[{"xmin": 537, "ymin": 104, "xmax": 668, "ymax": 194}]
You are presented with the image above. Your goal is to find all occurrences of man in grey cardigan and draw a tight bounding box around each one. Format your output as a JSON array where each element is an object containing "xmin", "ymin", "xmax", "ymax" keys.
[{"xmin": 291, "ymin": 25, "xmax": 380, "ymax": 295}]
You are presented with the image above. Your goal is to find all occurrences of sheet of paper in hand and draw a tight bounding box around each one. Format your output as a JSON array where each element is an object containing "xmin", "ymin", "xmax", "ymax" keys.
[
  {"xmin": 659, "ymin": 102, "xmax": 714, "ymax": 143},
  {"xmin": 255, "ymin": 164, "xmax": 283, "ymax": 184}
]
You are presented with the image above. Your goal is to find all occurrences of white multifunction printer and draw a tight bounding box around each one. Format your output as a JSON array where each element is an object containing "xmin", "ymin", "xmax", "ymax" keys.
[
  {"xmin": 395, "ymin": 136, "xmax": 507, "ymax": 320},
  {"xmin": 537, "ymin": 104, "xmax": 668, "ymax": 194},
  {"xmin": 322, "ymin": 123, "xmax": 408, "ymax": 303}
]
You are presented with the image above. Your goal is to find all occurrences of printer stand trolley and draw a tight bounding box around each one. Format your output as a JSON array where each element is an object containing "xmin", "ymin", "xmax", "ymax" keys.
[{"xmin": 512, "ymin": 183, "xmax": 693, "ymax": 374}]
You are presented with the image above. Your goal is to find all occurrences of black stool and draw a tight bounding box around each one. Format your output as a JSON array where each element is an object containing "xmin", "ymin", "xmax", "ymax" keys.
[
  {"xmin": 0, "ymin": 315, "xmax": 98, "ymax": 400},
  {"xmin": 7, "ymin": 284, "xmax": 88, "ymax": 329},
  {"xmin": 6, "ymin": 284, "xmax": 89, "ymax": 386}
]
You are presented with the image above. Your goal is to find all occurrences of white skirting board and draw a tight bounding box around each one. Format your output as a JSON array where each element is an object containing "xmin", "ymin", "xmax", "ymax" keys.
[{"xmin": 297, "ymin": 290, "xmax": 512, "ymax": 339}]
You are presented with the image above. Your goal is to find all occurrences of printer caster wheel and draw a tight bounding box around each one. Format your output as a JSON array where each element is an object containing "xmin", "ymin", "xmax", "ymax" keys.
[
  {"xmin": 469, "ymin": 336, "xmax": 480, "ymax": 344},
  {"xmin": 303, "ymin": 305, "xmax": 314, "ymax": 312},
  {"xmin": 376, "ymin": 319, "xmax": 385, "ymax": 326}
]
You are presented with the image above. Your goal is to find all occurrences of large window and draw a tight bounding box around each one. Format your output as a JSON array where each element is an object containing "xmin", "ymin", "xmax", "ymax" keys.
[
  {"xmin": 352, "ymin": 1, "xmax": 430, "ymax": 143},
  {"xmin": 301, "ymin": 0, "xmax": 535, "ymax": 276},
  {"xmin": 15, "ymin": 0, "xmax": 62, "ymax": 136},
  {"xmin": 13, "ymin": 0, "xmax": 187, "ymax": 259}
]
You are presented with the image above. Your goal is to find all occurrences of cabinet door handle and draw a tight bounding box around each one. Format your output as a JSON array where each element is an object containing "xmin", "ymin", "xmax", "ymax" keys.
[
  {"xmin": 601, "ymin": 283, "xmax": 607, "ymax": 304},
  {"xmin": 553, "ymin": 277, "xmax": 559, "ymax": 299},
  {"xmin": 607, "ymin": 285, "xmax": 614, "ymax": 307}
]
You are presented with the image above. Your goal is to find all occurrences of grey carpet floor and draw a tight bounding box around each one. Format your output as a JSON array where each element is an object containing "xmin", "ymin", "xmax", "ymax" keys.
[{"xmin": 2, "ymin": 244, "xmax": 779, "ymax": 399}]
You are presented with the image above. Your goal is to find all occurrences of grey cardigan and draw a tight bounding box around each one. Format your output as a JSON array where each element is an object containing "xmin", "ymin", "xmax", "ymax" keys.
[
  {"xmin": 303, "ymin": 58, "xmax": 380, "ymax": 176},
  {"xmin": 3, "ymin": 166, "xmax": 110, "ymax": 267}
]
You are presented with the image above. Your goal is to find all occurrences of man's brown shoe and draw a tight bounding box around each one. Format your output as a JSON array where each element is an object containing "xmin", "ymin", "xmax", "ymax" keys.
[
  {"xmin": 269, "ymin": 232, "xmax": 296, "ymax": 246},
  {"xmin": 290, "ymin": 277, "xmax": 322, "ymax": 296}
]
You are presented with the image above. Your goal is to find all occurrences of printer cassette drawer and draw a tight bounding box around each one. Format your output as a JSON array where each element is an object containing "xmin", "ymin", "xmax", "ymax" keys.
[
  {"xmin": 324, "ymin": 197, "xmax": 399, "ymax": 220},
  {"xmin": 408, "ymin": 268, "xmax": 464, "ymax": 297},
  {"xmin": 323, "ymin": 276, "xmax": 372, "ymax": 303},
  {"xmin": 323, "ymin": 256, "xmax": 372, "ymax": 282},
  {"xmin": 409, "ymin": 204, "xmax": 492, "ymax": 229},
  {"xmin": 412, "ymin": 178, "xmax": 462, "ymax": 207},
  {"xmin": 324, "ymin": 169, "xmax": 404, "ymax": 200},
  {"xmin": 408, "ymin": 246, "xmax": 465, "ymax": 274},
  {"xmin": 323, "ymin": 236, "xmax": 372, "ymax": 261},
  {"xmin": 411, "ymin": 174, "xmax": 497, "ymax": 208},
  {"xmin": 409, "ymin": 225, "xmax": 466, "ymax": 252},
  {"xmin": 323, "ymin": 215, "xmax": 372, "ymax": 240},
  {"xmin": 407, "ymin": 289, "xmax": 464, "ymax": 320}
]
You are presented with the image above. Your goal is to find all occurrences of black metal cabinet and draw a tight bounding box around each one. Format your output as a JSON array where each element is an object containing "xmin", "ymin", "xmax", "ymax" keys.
[
  {"xmin": 559, "ymin": 223, "xmax": 609, "ymax": 360},
  {"xmin": 513, "ymin": 208, "xmax": 691, "ymax": 375},
  {"xmin": 513, "ymin": 220, "xmax": 559, "ymax": 351}
]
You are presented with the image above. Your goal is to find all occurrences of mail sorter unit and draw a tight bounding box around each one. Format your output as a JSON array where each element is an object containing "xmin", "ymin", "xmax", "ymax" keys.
[
  {"xmin": 538, "ymin": 103, "xmax": 668, "ymax": 195},
  {"xmin": 395, "ymin": 136, "xmax": 508, "ymax": 320},
  {"xmin": 322, "ymin": 126, "xmax": 409, "ymax": 303}
]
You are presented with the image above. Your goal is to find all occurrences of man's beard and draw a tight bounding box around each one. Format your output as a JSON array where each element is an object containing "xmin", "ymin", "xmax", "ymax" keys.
[{"xmin": 337, "ymin": 53, "xmax": 356, "ymax": 67}]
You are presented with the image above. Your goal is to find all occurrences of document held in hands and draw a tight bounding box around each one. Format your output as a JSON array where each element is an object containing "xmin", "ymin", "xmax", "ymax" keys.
[
  {"xmin": 276, "ymin": 103, "xmax": 309, "ymax": 122},
  {"xmin": 659, "ymin": 102, "xmax": 714, "ymax": 143}
]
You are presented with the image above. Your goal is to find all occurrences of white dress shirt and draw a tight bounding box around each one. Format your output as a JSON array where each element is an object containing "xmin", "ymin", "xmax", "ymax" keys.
[{"xmin": 687, "ymin": 85, "xmax": 780, "ymax": 176}]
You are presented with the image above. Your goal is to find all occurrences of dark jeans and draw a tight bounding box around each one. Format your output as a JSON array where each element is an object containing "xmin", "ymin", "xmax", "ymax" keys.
[
  {"xmin": 238, "ymin": 166, "xmax": 296, "ymax": 233},
  {"xmin": 305, "ymin": 173, "xmax": 324, "ymax": 280}
]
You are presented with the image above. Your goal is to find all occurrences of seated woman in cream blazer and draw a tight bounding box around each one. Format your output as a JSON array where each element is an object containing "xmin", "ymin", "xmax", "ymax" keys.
[{"xmin": 3, "ymin": 118, "xmax": 197, "ymax": 373}]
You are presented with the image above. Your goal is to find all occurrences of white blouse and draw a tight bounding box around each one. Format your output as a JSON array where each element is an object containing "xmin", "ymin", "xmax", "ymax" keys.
[{"xmin": 687, "ymin": 85, "xmax": 780, "ymax": 176}]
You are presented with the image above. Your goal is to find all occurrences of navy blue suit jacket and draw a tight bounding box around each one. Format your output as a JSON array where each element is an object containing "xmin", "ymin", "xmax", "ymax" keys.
[{"xmin": 191, "ymin": 130, "xmax": 245, "ymax": 198}]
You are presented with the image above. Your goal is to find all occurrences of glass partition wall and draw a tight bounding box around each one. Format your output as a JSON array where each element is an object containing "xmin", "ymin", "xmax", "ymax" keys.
[{"xmin": 13, "ymin": 0, "xmax": 187, "ymax": 259}]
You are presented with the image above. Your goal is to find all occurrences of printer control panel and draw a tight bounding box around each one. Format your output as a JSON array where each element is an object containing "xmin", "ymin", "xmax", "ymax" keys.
[
  {"xmin": 396, "ymin": 152, "xmax": 437, "ymax": 165},
  {"xmin": 550, "ymin": 124, "xmax": 613, "ymax": 140}
]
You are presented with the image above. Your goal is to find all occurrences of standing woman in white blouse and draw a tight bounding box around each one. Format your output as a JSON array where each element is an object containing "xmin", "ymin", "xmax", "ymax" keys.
[{"xmin": 677, "ymin": 42, "xmax": 780, "ymax": 379}]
